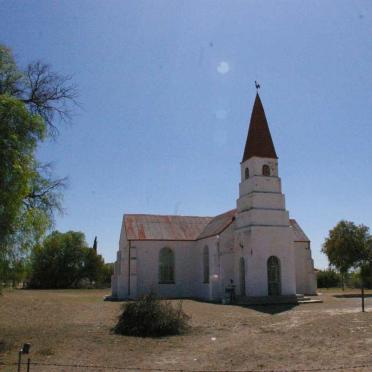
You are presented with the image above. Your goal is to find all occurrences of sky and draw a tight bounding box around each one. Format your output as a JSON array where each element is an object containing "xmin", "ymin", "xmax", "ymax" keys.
[{"xmin": 1, "ymin": 0, "xmax": 371, "ymax": 268}]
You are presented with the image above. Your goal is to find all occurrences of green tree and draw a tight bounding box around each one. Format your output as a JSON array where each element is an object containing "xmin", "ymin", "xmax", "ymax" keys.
[
  {"xmin": 101, "ymin": 263, "xmax": 114, "ymax": 287},
  {"xmin": 29, "ymin": 231, "xmax": 87, "ymax": 288},
  {"xmin": 0, "ymin": 44, "xmax": 76, "ymax": 286},
  {"xmin": 316, "ymin": 269, "xmax": 341, "ymax": 288},
  {"xmin": 0, "ymin": 96, "xmax": 44, "ymax": 243},
  {"xmin": 93, "ymin": 236, "xmax": 98, "ymax": 252},
  {"xmin": 322, "ymin": 221, "xmax": 370, "ymax": 289},
  {"xmin": 29, "ymin": 231, "xmax": 108, "ymax": 289},
  {"xmin": 82, "ymin": 246, "xmax": 105, "ymax": 284}
]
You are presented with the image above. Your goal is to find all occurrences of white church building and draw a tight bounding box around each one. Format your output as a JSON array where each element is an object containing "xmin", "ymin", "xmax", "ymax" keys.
[{"xmin": 111, "ymin": 93, "xmax": 317, "ymax": 301}]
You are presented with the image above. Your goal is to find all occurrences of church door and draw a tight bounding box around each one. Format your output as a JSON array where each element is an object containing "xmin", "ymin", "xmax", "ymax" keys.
[
  {"xmin": 267, "ymin": 256, "xmax": 281, "ymax": 296},
  {"xmin": 239, "ymin": 257, "xmax": 246, "ymax": 296}
]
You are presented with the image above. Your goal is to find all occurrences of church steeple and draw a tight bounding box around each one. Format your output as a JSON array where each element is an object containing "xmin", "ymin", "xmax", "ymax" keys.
[{"xmin": 242, "ymin": 94, "xmax": 278, "ymax": 162}]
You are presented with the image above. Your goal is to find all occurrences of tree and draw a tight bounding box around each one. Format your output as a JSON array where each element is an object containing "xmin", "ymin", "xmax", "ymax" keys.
[
  {"xmin": 0, "ymin": 95, "xmax": 44, "ymax": 246},
  {"xmin": 323, "ymin": 220, "xmax": 372, "ymax": 312},
  {"xmin": 29, "ymin": 230, "xmax": 108, "ymax": 289},
  {"xmin": 0, "ymin": 44, "xmax": 76, "ymax": 286},
  {"xmin": 93, "ymin": 236, "xmax": 98, "ymax": 252},
  {"xmin": 316, "ymin": 269, "xmax": 341, "ymax": 289},
  {"xmin": 0, "ymin": 46, "xmax": 78, "ymax": 137},
  {"xmin": 322, "ymin": 221, "xmax": 370, "ymax": 290},
  {"xmin": 101, "ymin": 263, "xmax": 114, "ymax": 287},
  {"xmin": 81, "ymin": 246, "xmax": 105, "ymax": 284},
  {"xmin": 29, "ymin": 231, "xmax": 87, "ymax": 288}
]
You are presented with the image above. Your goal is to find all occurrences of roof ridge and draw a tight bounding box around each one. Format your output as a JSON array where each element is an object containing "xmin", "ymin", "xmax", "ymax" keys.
[{"xmin": 124, "ymin": 213, "xmax": 213, "ymax": 219}]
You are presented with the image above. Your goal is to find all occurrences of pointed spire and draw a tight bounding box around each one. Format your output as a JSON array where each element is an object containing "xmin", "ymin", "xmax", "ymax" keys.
[{"xmin": 242, "ymin": 93, "xmax": 278, "ymax": 162}]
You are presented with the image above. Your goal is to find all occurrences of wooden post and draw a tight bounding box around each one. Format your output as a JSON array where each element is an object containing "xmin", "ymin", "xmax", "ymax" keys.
[
  {"xmin": 361, "ymin": 284, "xmax": 365, "ymax": 313},
  {"xmin": 17, "ymin": 350, "xmax": 22, "ymax": 372},
  {"xmin": 27, "ymin": 358, "xmax": 31, "ymax": 372}
]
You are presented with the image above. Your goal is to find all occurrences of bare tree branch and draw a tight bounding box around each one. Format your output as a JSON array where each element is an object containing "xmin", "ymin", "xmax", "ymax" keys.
[
  {"xmin": 20, "ymin": 61, "xmax": 79, "ymax": 137},
  {"xmin": 23, "ymin": 162, "xmax": 67, "ymax": 215}
]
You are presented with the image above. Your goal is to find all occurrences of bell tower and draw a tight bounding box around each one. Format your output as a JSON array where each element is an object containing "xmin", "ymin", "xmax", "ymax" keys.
[{"xmin": 235, "ymin": 93, "xmax": 296, "ymax": 297}]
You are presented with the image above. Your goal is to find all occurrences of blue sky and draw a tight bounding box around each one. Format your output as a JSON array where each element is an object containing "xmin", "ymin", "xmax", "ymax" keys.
[{"xmin": 1, "ymin": 1, "xmax": 371, "ymax": 268}]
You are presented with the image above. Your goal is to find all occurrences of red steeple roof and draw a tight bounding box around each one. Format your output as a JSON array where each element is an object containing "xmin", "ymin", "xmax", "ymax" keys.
[{"xmin": 242, "ymin": 94, "xmax": 278, "ymax": 162}]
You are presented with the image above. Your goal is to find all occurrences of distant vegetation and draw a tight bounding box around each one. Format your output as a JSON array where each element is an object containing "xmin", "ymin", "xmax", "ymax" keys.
[
  {"xmin": 322, "ymin": 220, "xmax": 372, "ymax": 290},
  {"xmin": 317, "ymin": 269, "xmax": 341, "ymax": 289},
  {"xmin": 113, "ymin": 292, "xmax": 190, "ymax": 337},
  {"xmin": 317, "ymin": 269, "xmax": 372, "ymax": 290},
  {"xmin": 28, "ymin": 231, "xmax": 112, "ymax": 289}
]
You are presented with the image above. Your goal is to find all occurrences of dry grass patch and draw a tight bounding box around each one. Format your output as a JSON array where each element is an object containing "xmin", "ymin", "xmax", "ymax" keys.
[{"xmin": 0, "ymin": 289, "xmax": 371, "ymax": 371}]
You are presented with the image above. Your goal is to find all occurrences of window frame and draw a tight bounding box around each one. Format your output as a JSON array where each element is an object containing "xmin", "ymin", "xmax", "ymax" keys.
[
  {"xmin": 203, "ymin": 245, "xmax": 209, "ymax": 283},
  {"xmin": 267, "ymin": 255, "xmax": 281, "ymax": 296},
  {"xmin": 159, "ymin": 247, "xmax": 175, "ymax": 284},
  {"xmin": 262, "ymin": 164, "xmax": 270, "ymax": 176}
]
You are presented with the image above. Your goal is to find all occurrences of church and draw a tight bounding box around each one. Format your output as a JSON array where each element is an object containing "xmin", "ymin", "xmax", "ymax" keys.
[{"xmin": 111, "ymin": 93, "xmax": 317, "ymax": 301}]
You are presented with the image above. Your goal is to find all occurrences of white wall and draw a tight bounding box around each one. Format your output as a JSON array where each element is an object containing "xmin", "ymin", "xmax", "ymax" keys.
[
  {"xmin": 112, "ymin": 220, "xmax": 312, "ymax": 300},
  {"xmin": 235, "ymin": 156, "xmax": 296, "ymax": 297},
  {"xmin": 135, "ymin": 240, "xmax": 197, "ymax": 298},
  {"xmin": 111, "ymin": 216, "xmax": 238, "ymax": 301},
  {"xmin": 294, "ymin": 241, "xmax": 317, "ymax": 295},
  {"xmin": 235, "ymin": 226, "xmax": 296, "ymax": 296},
  {"xmin": 241, "ymin": 157, "xmax": 278, "ymax": 179},
  {"xmin": 111, "ymin": 216, "xmax": 136, "ymax": 299},
  {"xmin": 194, "ymin": 236, "xmax": 217, "ymax": 300}
]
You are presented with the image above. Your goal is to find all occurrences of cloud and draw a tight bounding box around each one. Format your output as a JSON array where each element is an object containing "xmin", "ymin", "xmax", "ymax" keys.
[{"xmin": 217, "ymin": 61, "xmax": 230, "ymax": 74}]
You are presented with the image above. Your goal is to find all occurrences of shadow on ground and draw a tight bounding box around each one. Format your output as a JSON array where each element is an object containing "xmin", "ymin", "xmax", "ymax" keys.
[
  {"xmin": 182, "ymin": 298, "xmax": 298, "ymax": 315},
  {"xmin": 237, "ymin": 303, "xmax": 298, "ymax": 315},
  {"xmin": 333, "ymin": 293, "xmax": 372, "ymax": 299}
]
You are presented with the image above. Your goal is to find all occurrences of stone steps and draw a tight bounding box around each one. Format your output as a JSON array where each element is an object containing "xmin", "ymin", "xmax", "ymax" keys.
[{"xmin": 296, "ymin": 293, "xmax": 323, "ymax": 304}]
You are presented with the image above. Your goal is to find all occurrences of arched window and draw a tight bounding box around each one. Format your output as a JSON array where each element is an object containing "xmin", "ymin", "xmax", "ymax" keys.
[
  {"xmin": 203, "ymin": 246, "xmax": 209, "ymax": 283},
  {"xmin": 245, "ymin": 167, "xmax": 249, "ymax": 180},
  {"xmin": 159, "ymin": 247, "xmax": 175, "ymax": 284},
  {"xmin": 267, "ymin": 256, "xmax": 281, "ymax": 296},
  {"xmin": 262, "ymin": 164, "xmax": 270, "ymax": 176},
  {"xmin": 239, "ymin": 257, "xmax": 246, "ymax": 296}
]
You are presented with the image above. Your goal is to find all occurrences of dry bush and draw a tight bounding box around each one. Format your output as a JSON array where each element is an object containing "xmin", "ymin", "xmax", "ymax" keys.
[{"xmin": 113, "ymin": 292, "xmax": 190, "ymax": 337}]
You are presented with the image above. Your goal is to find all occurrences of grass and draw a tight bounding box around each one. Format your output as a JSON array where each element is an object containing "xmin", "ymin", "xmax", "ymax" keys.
[{"xmin": 0, "ymin": 288, "xmax": 371, "ymax": 371}]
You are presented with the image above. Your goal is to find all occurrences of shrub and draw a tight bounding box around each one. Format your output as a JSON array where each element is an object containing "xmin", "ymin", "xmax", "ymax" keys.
[
  {"xmin": 349, "ymin": 269, "xmax": 372, "ymax": 289},
  {"xmin": 113, "ymin": 292, "xmax": 190, "ymax": 337},
  {"xmin": 317, "ymin": 269, "xmax": 341, "ymax": 288}
]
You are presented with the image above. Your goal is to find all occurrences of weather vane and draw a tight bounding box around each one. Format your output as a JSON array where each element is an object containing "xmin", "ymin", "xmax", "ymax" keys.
[{"xmin": 255, "ymin": 80, "xmax": 260, "ymax": 91}]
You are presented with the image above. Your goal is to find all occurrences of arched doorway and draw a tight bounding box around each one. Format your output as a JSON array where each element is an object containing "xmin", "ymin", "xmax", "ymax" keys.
[
  {"xmin": 267, "ymin": 256, "xmax": 281, "ymax": 296},
  {"xmin": 239, "ymin": 257, "xmax": 246, "ymax": 296}
]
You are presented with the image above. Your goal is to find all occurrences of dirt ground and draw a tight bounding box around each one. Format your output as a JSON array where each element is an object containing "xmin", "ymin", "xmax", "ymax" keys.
[{"xmin": 0, "ymin": 289, "xmax": 371, "ymax": 372}]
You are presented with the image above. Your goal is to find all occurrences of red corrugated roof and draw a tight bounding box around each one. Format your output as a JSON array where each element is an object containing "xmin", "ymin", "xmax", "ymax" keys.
[
  {"xmin": 124, "ymin": 214, "xmax": 213, "ymax": 241},
  {"xmin": 290, "ymin": 218, "xmax": 310, "ymax": 242},
  {"xmin": 197, "ymin": 209, "xmax": 236, "ymax": 240},
  {"xmin": 124, "ymin": 212, "xmax": 309, "ymax": 242}
]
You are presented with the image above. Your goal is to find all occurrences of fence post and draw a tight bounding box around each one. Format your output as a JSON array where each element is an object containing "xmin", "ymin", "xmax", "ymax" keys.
[{"xmin": 17, "ymin": 350, "xmax": 22, "ymax": 372}]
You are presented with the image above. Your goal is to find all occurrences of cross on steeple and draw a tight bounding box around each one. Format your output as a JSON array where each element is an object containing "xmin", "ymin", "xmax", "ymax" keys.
[{"xmin": 255, "ymin": 80, "xmax": 260, "ymax": 91}]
